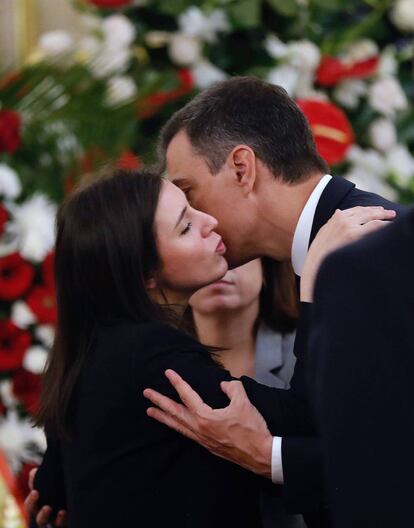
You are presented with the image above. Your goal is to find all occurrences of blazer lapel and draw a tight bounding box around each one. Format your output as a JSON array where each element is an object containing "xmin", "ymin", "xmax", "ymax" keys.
[{"xmin": 309, "ymin": 176, "xmax": 355, "ymax": 246}]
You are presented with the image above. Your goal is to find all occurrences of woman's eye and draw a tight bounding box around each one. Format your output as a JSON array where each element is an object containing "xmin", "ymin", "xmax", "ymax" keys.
[{"xmin": 181, "ymin": 222, "xmax": 192, "ymax": 235}]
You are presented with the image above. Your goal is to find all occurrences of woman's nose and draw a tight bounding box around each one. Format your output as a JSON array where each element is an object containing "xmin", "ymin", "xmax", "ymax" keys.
[{"xmin": 200, "ymin": 213, "xmax": 218, "ymax": 237}]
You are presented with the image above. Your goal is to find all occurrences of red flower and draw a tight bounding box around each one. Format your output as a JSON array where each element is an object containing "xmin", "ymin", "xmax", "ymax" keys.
[
  {"xmin": 297, "ymin": 99, "xmax": 354, "ymax": 166},
  {"xmin": 26, "ymin": 284, "xmax": 57, "ymax": 325},
  {"xmin": 12, "ymin": 369, "xmax": 41, "ymax": 415},
  {"xmin": 117, "ymin": 151, "xmax": 141, "ymax": 170},
  {"xmin": 0, "ymin": 253, "xmax": 35, "ymax": 301},
  {"xmin": 0, "ymin": 204, "xmax": 8, "ymax": 237},
  {"xmin": 42, "ymin": 252, "xmax": 55, "ymax": 288},
  {"xmin": 0, "ymin": 110, "xmax": 21, "ymax": 154},
  {"xmin": 86, "ymin": 0, "xmax": 132, "ymax": 7},
  {"xmin": 316, "ymin": 56, "xmax": 379, "ymax": 87},
  {"xmin": 138, "ymin": 69, "xmax": 194, "ymax": 119},
  {"xmin": 0, "ymin": 321, "xmax": 31, "ymax": 371}
]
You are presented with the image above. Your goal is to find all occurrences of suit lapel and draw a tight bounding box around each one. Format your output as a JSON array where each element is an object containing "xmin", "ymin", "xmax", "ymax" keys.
[{"xmin": 309, "ymin": 177, "xmax": 355, "ymax": 246}]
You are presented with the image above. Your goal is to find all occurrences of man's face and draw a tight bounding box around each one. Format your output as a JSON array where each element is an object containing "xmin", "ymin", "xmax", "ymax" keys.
[{"xmin": 165, "ymin": 130, "xmax": 258, "ymax": 267}]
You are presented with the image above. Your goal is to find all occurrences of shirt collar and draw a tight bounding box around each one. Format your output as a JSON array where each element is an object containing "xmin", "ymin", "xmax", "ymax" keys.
[{"xmin": 291, "ymin": 174, "xmax": 332, "ymax": 277}]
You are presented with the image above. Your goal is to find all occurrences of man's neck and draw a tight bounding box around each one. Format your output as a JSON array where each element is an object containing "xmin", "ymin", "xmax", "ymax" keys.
[{"xmin": 257, "ymin": 172, "xmax": 325, "ymax": 261}]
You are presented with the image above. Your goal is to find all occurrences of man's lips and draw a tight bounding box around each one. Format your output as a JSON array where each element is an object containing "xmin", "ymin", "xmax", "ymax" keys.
[{"xmin": 215, "ymin": 239, "xmax": 226, "ymax": 254}]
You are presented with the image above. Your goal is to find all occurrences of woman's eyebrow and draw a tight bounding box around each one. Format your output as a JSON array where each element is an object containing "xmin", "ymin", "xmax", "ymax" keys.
[{"xmin": 174, "ymin": 206, "xmax": 187, "ymax": 229}]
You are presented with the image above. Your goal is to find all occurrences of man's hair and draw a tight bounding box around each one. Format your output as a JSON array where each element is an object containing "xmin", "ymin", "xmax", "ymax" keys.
[{"xmin": 158, "ymin": 76, "xmax": 328, "ymax": 183}]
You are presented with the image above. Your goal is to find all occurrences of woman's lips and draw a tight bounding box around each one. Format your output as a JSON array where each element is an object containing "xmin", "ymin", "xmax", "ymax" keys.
[{"xmin": 215, "ymin": 239, "xmax": 226, "ymax": 254}]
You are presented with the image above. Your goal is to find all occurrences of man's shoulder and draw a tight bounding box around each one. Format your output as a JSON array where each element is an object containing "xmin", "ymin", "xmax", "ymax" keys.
[{"xmin": 341, "ymin": 185, "xmax": 406, "ymax": 215}]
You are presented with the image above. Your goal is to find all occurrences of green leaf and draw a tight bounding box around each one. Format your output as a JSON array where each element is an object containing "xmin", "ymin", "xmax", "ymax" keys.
[
  {"xmin": 227, "ymin": 0, "xmax": 261, "ymax": 28},
  {"xmin": 266, "ymin": 0, "xmax": 298, "ymax": 17}
]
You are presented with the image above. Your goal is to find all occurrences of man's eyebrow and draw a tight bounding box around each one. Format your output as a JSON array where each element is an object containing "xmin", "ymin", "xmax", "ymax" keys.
[{"xmin": 174, "ymin": 206, "xmax": 187, "ymax": 229}]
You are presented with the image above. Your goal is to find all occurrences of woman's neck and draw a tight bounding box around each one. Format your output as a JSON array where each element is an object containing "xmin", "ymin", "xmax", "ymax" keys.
[{"xmin": 192, "ymin": 301, "xmax": 259, "ymax": 378}]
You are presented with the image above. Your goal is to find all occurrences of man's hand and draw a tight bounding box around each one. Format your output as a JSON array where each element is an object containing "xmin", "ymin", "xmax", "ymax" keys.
[
  {"xmin": 24, "ymin": 468, "xmax": 68, "ymax": 527},
  {"xmin": 143, "ymin": 369, "xmax": 273, "ymax": 478}
]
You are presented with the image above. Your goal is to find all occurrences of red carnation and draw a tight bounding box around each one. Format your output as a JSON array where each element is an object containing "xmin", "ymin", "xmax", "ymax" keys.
[
  {"xmin": 12, "ymin": 369, "xmax": 41, "ymax": 415},
  {"xmin": 87, "ymin": 0, "xmax": 132, "ymax": 7},
  {"xmin": 297, "ymin": 99, "xmax": 354, "ymax": 166},
  {"xmin": 0, "ymin": 321, "xmax": 31, "ymax": 371},
  {"xmin": 26, "ymin": 284, "xmax": 57, "ymax": 325},
  {"xmin": 0, "ymin": 253, "xmax": 35, "ymax": 301},
  {"xmin": 42, "ymin": 252, "xmax": 55, "ymax": 288},
  {"xmin": 317, "ymin": 56, "xmax": 379, "ymax": 87},
  {"xmin": 0, "ymin": 204, "xmax": 8, "ymax": 237},
  {"xmin": 0, "ymin": 110, "xmax": 21, "ymax": 154}
]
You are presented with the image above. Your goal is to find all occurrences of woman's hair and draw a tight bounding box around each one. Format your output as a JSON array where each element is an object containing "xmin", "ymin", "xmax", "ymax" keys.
[{"xmin": 35, "ymin": 167, "xmax": 168, "ymax": 437}]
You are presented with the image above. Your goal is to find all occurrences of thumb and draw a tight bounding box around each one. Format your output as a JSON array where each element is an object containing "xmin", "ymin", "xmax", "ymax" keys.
[{"xmin": 220, "ymin": 380, "xmax": 246, "ymax": 401}]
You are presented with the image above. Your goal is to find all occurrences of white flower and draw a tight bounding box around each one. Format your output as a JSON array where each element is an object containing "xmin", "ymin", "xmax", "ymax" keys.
[
  {"xmin": 347, "ymin": 146, "xmax": 388, "ymax": 180},
  {"xmin": 341, "ymin": 39, "xmax": 378, "ymax": 63},
  {"xmin": 265, "ymin": 34, "xmax": 288, "ymax": 59},
  {"xmin": 391, "ymin": 0, "xmax": 414, "ymax": 32},
  {"xmin": 106, "ymin": 76, "xmax": 137, "ymax": 107},
  {"xmin": 0, "ymin": 164, "xmax": 21, "ymax": 199},
  {"xmin": 386, "ymin": 144, "xmax": 414, "ymax": 186},
  {"xmin": 7, "ymin": 194, "xmax": 56, "ymax": 263},
  {"xmin": 0, "ymin": 411, "xmax": 38, "ymax": 472},
  {"xmin": 145, "ymin": 31, "xmax": 170, "ymax": 48},
  {"xmin": 369, "ymin": 118, "xmax": 397, "ymax": 152},
  {"xmin": 90, "ymin": 46, "xmax": 131, "ymax": 78},
  {"xmin": 35, "ymin": 325, "xmax": 55, "ymax": 349},
  {"xmin": 38, "ymin": 30, "xmax": 74, "ymax": 57},
  {"xmin": 267, "ymin": 64, "xmax": 300, "ymax": 96},
  {"xmin": 168, "ymin": 34, "xmax": 201, "ymax": 67},
  {"xmin": 288, "ymin": 40, "xmax": 321, "ymax": 71},
  {"xmin": 178, "ymin": 7, "xmax": 229, "ymax": 43},
  {"xmin": 11, "ymin": 301, "xmax": 36, "ymax": 329},
  {"xmin": 23, "ymin": 346, "xmax": 48, "ymax": 374},
  {"xmin": 333, "ymin": 79, "xmax": 367, "ymax": 109},
  {"xmin": 191, "ymin": 60, "xmax": 227, "ymax": 89},
  {"xmin": 378, "ymin": 47, "xmax": 398, "ymax": 77},
  {"xmin": 101, "ymin": 14, "xmax": 136, "ymax": 50},
  {"xmin": 80, "ymin": 14, "xmax": 102, "ymax": 32},
  {"xmin": 345, "ymin": 168, "xmax": 397, "ymax": 201},
  {"xmin": 0, "ymin": 380, "xmax": 18, "ymax": 409},
  {"xmin": 368, "ymin": 76, "xmax": 408, "ymax": 117}
]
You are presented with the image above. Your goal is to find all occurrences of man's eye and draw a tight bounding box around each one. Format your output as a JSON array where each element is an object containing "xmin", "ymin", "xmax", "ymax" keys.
[
  {"xmin": 183, "ymin": 188, "xmax": 191, "ymax": 197},
  {"xmin": 181, "ymin": 222, "xmax": 192, "ymax": 235}
]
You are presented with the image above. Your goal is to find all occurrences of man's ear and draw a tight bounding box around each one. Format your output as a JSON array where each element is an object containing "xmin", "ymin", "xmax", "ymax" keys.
[{"xmin": 228, "ymin": 145, "xmax": 256, "ymax": 194}]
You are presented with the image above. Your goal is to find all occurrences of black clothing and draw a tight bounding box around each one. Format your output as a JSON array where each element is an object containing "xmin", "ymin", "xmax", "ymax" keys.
[{"xmin": 309, "ymin": 207, "xmax": 414, "ymax": 527}]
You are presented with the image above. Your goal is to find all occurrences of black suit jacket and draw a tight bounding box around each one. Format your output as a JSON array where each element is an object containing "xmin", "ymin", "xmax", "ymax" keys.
[
  {"xmin": 308, "ymin": 206, "xmax": 414, "ymax": 527},
  {"xmin": 34, "ymin": 320, "xmax": 313, "ymax": 528},
  {"xmin": 280, "ymin": 176, "xmax": 406, "ymax": 524}
]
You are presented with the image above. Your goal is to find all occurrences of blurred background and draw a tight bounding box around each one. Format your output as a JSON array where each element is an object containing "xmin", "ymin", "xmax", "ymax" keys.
[{"xmin": 0, "ymin": 0, "xmax": 413, "ymax": 525}]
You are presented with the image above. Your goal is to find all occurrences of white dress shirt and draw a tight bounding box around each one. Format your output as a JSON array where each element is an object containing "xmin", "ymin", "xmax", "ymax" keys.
[{"xmin": 271, "ymin": 174, "xmax": 332, "ymax": 484}]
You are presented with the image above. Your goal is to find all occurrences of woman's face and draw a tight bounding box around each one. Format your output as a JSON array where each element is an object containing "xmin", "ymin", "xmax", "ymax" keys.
[
  {"xmin": 189, "ymin": 259, "xmax": 263, "ymax": 314},
  {"xmin": 153, "ymin": 180, "xmax": 228, "ymax": 299}
]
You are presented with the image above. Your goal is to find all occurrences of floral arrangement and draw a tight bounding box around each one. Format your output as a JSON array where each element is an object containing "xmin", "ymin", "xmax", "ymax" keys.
[{"xmin": 1, "ymin": 0, "xmax": 414, "ymax": 497}]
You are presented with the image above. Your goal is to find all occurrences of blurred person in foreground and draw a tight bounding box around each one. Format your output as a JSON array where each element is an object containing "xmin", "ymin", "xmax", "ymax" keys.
[{"xmin": 189, "ymin": 259, "xmax": 304, "ymax": 528}]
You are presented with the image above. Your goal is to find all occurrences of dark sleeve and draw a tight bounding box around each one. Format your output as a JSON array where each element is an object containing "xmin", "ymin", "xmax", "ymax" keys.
[
  {"xmin": 135, "ymin": 323, "xmax": 315, "ymax": 436},
  {"xmin": 33, "ymin": 437, "xmax": 66, "ymax": 517}
]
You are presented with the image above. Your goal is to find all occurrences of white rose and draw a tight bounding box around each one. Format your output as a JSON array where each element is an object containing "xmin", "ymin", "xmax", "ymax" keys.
[
  {"xmin": 6, "ymin": 194, "xmax": 56, "ymax": 263},
  {"xmin": 369, "ymin": 118, "xmax": 397, "ymax": 152},
  {"xmin": 0, "ymin": 164, "xmax": 21, "ymax": 199},
  {"xmin": 386, "ymin": 144, "xmax": 414, "ymax": 185},
  {"xmin": 35, "ymin": 325, "xmax": 55, "ymax": 349},
  {"xmin": 267, "ymin": 64, "xmax": 300, "ymax": 96},
  {"xmin": 38, "ymin": 30, "xmax": 74, "ymax": 57},
  {"xmin": 11, "ymin": 301, "xmax": 36, "ymax": 329},
  {"xmin": 391, "ymin": 0, "xmax": 414, "ymax": 32},
  {"xmin": 106, "ymin": 76, "xmax": 137, "ymax": 107},
  {"xmin": 23, "ymin": 346, "xmax": 48, "ymax": 374},
  {"xmin": 191, "ymin": 60, "xmax": 227, "ymax": 89},
  {"xmin": 333, "ymin": 79, "xmax": 367, "ymax": 109},
  {"xmin": 368, "ymin": 76, "xmax": 408, "ymax": 117},
  {"xmin": 179, "ymin": 7, "xmax": 229, "ymax": 43},
  {"xmin": 102, "ymin": 14, "xmax": 136, "ymax": 50},
  {"xmin": 169, "ymin": 34, "xmax": 201, "ymax": 67},
  {"xmin": 288, "ymin": 40, "xmax": 321, "ymax": 71},
  {"xmin": 265, "ymin": 34, "xmax": 288, "ymax": 59}
]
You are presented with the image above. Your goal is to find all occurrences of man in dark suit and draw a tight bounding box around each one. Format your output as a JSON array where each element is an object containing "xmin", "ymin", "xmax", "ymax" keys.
[
  {"xmin": 308, "ymin": 207, "xmax": 414, "ymax": 527},
  {"xmin": 142, "ymin": 76, "xmax": 405, "ymax": 526}
]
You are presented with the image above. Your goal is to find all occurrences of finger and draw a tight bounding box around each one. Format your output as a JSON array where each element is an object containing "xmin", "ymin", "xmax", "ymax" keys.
[
  {"xmin": 147, "ymin": 407, "xmax": 200, "ymax": 442},
  {"xmin": 28, "ymin": 467, "xmax": 38, "ymax": 491},
  {"xmin": 55, "ymin": 510, "xmax": 68, "ymax": 526},
  {"xmin": 36, "ymin": 505, "xmax": 52, "ymax": 526},
  {"xmin": 24, "ymin": 490, "xmax": 39, "ymax": 515},
  {"xmin": 220, "ymin": 380, "xmax": 248, "ymax": 403},
  {"xmin": 360, "ymin": 219, "xmax": 391, "ymax": 235},
  {"xmin": 143, "ymin": 388, "xmax": 187, "ymax": 418},
  {"xmin": 350, "ymin": 208, "xmax": 395, "ymax": 224},
  {"xmin": 340, "ymin": 206, "xmax": 384, "ymax": 217},
  {"xmin": 164, "ymin": 369, "xmax": 208, "ymax": 412}
]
